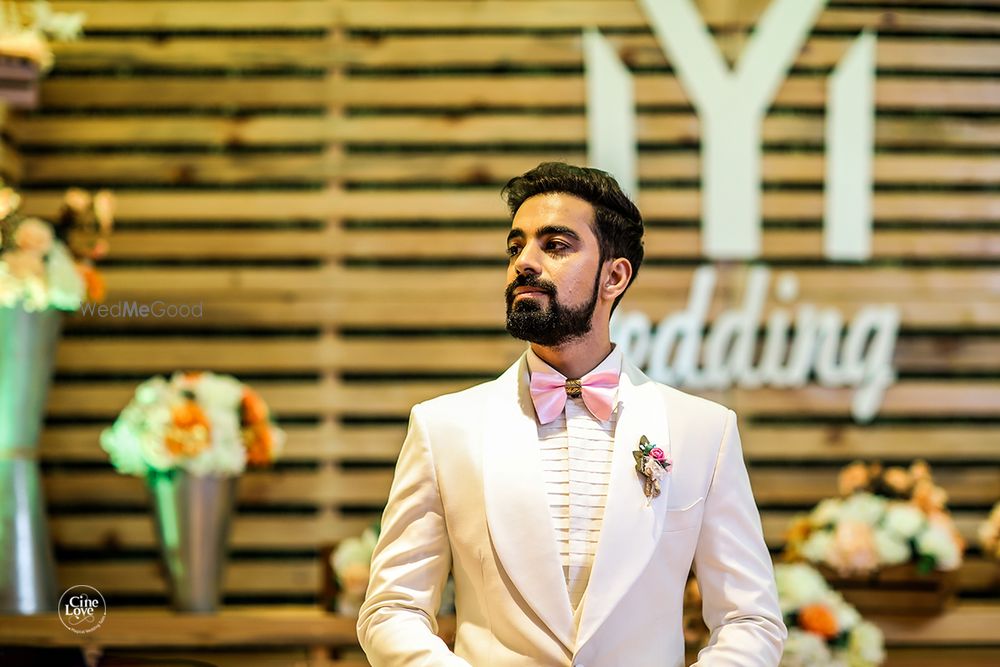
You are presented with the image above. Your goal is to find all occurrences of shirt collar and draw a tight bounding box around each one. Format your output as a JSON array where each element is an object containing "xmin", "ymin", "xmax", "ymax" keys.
[{"xmin": 525, "ymin": 343, "xmax": 623, "ymax": 382}]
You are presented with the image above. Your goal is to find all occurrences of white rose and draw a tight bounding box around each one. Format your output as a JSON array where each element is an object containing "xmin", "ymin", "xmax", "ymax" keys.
[
  {"xmin": 839, "ymin": 493, "xmax": 887, "ymax": 526},
  {"xmin": 873, "ymin": 528, "xmax": 911, "ymax": 566},
  {"xmin": 775, "ymin": 563, "xmax": 829, "ymax": 613},
  {"xmin": 847, "ymin": 620, "xmax": 885, "ymax": 666},
  {"xmin": 821, "ymin": 589, "xmax": 861, "ymax": 632},
  {"xmin": 801, "ymin": 529, "xmax": 835, "ymax": 565},
  {"xmin": 810, "ymin": 498, "xmax": 843, "ymax": 527},
  {"xmin": 915, "ymin": 523, "xmax": 962, "ymax": 571},
  {"xmin": 781, "ymin": 628, "xmax": 834, "ymax": 667},
  {"xmin": 883, "ymin": 502, "xmax": 925, "ymax": 540}
]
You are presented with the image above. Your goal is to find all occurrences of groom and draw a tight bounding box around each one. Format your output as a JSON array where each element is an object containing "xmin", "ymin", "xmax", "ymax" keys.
[{"xmin": 357, "ymin": 162, "xmax": 786, "ymax": 666}]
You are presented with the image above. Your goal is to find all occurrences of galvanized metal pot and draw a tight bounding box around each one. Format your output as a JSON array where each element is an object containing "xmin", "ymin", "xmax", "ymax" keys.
[
  {"xmin": 147, "ymin": 469, "xmax": 238, "ymax": 613},
  {"xmin": 0, "ymin": 305, "xmax": 63, "ymax": 614}
]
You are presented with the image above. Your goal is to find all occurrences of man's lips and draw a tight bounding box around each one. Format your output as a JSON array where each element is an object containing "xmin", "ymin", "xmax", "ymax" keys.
[{"xmin": 513, "ymin": 288, "xmax": 549, "ymax": 299}]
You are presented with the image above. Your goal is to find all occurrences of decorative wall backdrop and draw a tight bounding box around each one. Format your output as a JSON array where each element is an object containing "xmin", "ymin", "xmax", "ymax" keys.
[{"xmin": 7, "ymin": 0, "xmax": 997, "ymax": 632}]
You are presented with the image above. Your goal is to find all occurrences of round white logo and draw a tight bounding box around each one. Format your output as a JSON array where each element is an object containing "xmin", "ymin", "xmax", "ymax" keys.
[{"xmin": 58, "ymin": 585, "xmax": 107, "ymax": 634}]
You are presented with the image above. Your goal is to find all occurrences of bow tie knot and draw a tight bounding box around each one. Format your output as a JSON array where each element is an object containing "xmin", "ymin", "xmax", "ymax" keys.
[{"xmin": 529, "ymin": 369, "xmax": 619, "ymax": 424}]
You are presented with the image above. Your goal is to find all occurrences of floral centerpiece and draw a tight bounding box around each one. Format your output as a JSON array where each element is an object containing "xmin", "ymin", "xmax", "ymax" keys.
[
  {"xmin": 784, "ymin": 460, "xmax": 963, "ymax": 614},
  {"xmin": 101, "ymin": 371, "xmax": 284, "ymax": 476},
  {"xmin": 101, "ymin": 371, "xmax": 284, "ymax": 612},
  {"xmin": 0, "ymin": 181, "xmax": 114, "ymax": 311},
  {"xmin": 978, "ymin": 501, "xmax": 1000, "ymax": 560},
  {"xmin": 0, "ymin": 1, "xmax": 85, "ymax": 73},
  {"xmin": 777, "ymin": 563, "xmax": 885, "ymax": 667}
]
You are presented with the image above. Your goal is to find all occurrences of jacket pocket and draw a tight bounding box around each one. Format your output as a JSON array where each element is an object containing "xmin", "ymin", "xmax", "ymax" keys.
[{"xmin": 662, "ymin": 495, "xmax": 705, "ymax": 532}]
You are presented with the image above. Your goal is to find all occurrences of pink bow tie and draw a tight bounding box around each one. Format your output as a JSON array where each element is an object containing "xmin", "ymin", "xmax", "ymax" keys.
[{"xmin": 529, "ymin": 368, "xmax": 619, "ymax": 424}]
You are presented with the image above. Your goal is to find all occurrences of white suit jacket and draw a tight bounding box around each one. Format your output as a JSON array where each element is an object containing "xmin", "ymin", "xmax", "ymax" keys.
[{"xmin": 357, "ymin": 350, "xmax": 786, "ymax": 666}]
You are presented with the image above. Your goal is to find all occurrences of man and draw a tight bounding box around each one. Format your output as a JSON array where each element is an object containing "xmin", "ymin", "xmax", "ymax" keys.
[{"xmin": 357, "ymin": 162, "xmax": 786, "ymax": 666}]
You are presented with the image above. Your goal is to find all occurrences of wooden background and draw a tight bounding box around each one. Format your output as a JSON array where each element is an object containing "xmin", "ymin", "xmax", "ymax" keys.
[{"xmin": 4, "ymin": 0, "xmax": 998, "ymax": 661}]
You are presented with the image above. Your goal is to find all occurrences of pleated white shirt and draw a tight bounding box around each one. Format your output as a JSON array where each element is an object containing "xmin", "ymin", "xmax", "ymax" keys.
[{"xmin": 525, "ymin": 344, "xmax": 622, "ymax": 616}]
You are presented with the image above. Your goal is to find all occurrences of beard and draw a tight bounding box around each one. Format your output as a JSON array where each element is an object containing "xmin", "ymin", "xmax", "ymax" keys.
[{"xmin": 505, "ymin": 269, "xmax": 601, "ymax": 347}]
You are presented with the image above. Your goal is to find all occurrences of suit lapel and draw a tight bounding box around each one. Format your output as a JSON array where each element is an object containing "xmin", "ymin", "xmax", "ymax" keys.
[
  {"xmin": 482, "ymin": 351, "xmax": 575, "ymax": 652},
  {"xmin": 574, "ymin": 357, "xmax": 672, "ymax": 652}
]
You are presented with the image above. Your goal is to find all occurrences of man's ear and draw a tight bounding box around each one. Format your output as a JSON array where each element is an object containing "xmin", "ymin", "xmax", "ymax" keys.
[{"xmin": 602, "ymin": 258, "xmax": 632, "ymax": 302}]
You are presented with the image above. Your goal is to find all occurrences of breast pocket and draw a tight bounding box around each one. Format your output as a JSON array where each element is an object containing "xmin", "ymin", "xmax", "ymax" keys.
[{"xmin": 662, "ymin": 495, "xmax": 705, "ymax": 532}]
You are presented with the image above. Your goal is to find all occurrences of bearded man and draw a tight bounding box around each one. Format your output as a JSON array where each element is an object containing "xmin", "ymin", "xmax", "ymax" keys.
[{"xmin": 357, "ymin": 162, "xmax": 785, "ymax": 666}]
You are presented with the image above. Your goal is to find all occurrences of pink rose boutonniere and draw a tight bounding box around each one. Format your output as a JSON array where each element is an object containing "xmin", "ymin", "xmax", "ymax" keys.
[{"xmin": 633, "ymin": 435, "xmax": 672, "ymax": 503}]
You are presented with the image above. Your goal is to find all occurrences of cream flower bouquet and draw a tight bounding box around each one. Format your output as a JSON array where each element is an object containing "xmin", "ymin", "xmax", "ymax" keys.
[
  {"xmin": 777, "ymin": 563, "xmax": 885, "ymax": 667},
  {"xmin": 101, "ymin": 371, "xmax": 285, "ymax": 476},
  {"xmin": 786, "ymin": 460, "xmax": 964, "ymax": 576},
  {"xmin": 0, "ymin": 181, "xmax": 114, "ymax": 311},
  {"xmin": 0, "ymin": 0, "xmax": 85, "ymax": 73}
]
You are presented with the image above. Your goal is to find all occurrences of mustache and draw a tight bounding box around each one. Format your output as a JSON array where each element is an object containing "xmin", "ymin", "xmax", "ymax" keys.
[{"xmin": 505, "ymin": 275, "xmax": 557, "ymax": 303}]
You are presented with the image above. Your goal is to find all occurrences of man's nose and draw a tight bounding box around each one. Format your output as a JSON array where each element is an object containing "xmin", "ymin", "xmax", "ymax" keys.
[{"xmin": 513, "ymin": 242, "xmax": 542, "ymax": 276}]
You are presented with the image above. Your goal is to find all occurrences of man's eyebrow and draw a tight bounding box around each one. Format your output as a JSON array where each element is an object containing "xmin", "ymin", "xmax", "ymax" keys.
[{"xmin": 506, "ymin": 225, "xmax": 582, "ymax": 244}]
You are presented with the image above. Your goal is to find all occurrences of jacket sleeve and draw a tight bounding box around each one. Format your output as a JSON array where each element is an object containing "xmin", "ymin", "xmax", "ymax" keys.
[
  {"xmin": 691, "ymin": 409, "xmax": 787, "ymax": 666},
  {"xmin": 357, "ymin": 403, "xmax": 472, "ymax": 667}
]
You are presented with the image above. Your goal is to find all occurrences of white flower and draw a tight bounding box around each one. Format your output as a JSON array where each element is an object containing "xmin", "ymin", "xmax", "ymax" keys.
[
  {"xmin": 810, "ymin": 498, "xmax": 842, "ymax": 527},
  {"xmin": 873, "ymin": 528, "xmax": 911, "ymax": 566},
  {"xmin": 847, "ymin": 621, "xmax": 885, "ymax": 666},
  {"xmin": 775, "ymin": 563, "xmax": 829, "ymax": 613},
  {"xmin": 821, "ymin": 589, "xmax": 861, "ymax": 633},
  {"xmin": 915, "ymin": 522, "xmax": 962, "ymax": 571},
  {"xmin": 801, "ymin": 529, "xmax": 834, "ymax": 565},
  {"xmin": 45, "ymin": 240, "xmax": 85, "ymax": 310},
  {"xmin": 839, "ymin": 493, "xmax": 887, "ymax": 526},
  {"xmin": 781, "ymin": 628, "xmax": 834, "ymax": 667},
  {"xmin": 883, "ymin": 502, "xmax": 925, "ymax": 540}
]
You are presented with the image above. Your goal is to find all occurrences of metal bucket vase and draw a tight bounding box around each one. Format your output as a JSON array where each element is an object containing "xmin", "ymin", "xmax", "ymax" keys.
[
  {"xmin": 148, "ymin": 470, "xmax": 238, "ymax": 613},
  {"xmin": 0, "ymin": 305, "xmax": 63, "ymax": 614}
]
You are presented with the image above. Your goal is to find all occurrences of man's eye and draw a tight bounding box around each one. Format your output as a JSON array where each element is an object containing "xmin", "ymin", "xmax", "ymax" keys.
[
  {"xmin": 506, "ymin": 245, "xmax": 521, "ymax": 257},
  {"xmin": 547, "ymin": 241, "xmax": 568, "ymax": 251}
]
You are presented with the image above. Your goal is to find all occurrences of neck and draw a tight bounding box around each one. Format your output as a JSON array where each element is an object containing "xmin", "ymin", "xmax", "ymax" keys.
[{"xmin": 530, "ymin": 329, "xmax": 614, "ymax": 379}]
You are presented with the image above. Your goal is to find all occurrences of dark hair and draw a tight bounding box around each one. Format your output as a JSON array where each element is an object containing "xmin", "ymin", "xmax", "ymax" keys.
[{"xmin": 501, "ymin": 161, "xmax": 644, "ymax": 314}]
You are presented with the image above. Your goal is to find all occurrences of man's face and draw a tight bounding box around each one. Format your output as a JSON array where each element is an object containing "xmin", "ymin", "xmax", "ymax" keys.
[{"xmin": 504, "ymin": 192, "xmax": 604, "ymax": 347}]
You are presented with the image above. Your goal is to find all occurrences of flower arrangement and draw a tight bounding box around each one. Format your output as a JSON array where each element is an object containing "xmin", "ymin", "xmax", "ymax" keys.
[
  {"xmin": 330, "ymin": 524, "xmax": 380, "ymax": 615},
  {"xmin": 0, "ymin": 181, "xmax": 114, "ymax": 311},
  {"xmin": 0, "ymin": 0, "xmax": 85, "ymax": 73},
  {"xmin": 632, "ymin": 434, "xmax": 671, "ymax": 500},
  {"xmin": 777, "ymin": 563, "xmax": 885, "ymax": 667},
  {"xmin": 101, "ymin": 371, "xmax": 284, "ymax": 477},
  {"xmin": 785, "ymin": 460, "xmax": 964, "ymax": 576},
  {"xmin": 978, "ymin": 501, "xmax": 1000, "ymax": 561}
]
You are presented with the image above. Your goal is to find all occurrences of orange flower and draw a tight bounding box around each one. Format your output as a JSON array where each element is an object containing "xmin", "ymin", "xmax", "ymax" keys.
[
  {"xmin": 241, "ymin": 387, "xmax": 269, "ymax": 425},
  {"xmin": 165, "ymin": 400, "xmax": 211, "ymax": 457},
  {"xmin": 799, "ymin": 604, "xmax": 839, "ymax": 639},
  {"xmin": 910, "ymin": 460, "xmax": 932, "ymax": 483},
  {"xmin": 76, "ymin": 263, "xmax": 106, "ymax": 302},
  {"xmin": 243, "ymin": 422, "xmax": 275, "ymax": 466},
  {"xmin": 883, "ymin": 466, "xmax": 912, "ymax": 495},
  {"xmin": 912, "ymin": 479, "xmax": 948, "ymax": 514},
  {"xmin": 838, "ymin": 461, "xmax": 870, "ymax": 496}
]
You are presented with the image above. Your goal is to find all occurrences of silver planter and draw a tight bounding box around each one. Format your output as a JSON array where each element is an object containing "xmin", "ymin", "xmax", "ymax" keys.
[
  {"xmin": 148, "ymin": 470, "xmax": 238, "ymax": 613},
  {"xmin": 0, "ymin": 306, "xmax": 63, "ymax": 614}
]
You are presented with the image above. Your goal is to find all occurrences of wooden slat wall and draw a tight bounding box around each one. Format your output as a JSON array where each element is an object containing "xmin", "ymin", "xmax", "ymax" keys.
[{"xmin": 11, "ymin": 0, "xmax": 998, "ymax": 618}]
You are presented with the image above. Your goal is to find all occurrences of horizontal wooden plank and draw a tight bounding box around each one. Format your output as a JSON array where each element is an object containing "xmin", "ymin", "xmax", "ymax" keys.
[
  {"xmin": 55, "ymin": 2, "xmax": 335, "ymax": 31},
  {"xmin": 86, "ymin": 266, "xmax": 1000, "ymax": 300},
  {"xmin": 54, "ymin": 335, "xmax": 1000, "ymax": 374},
  {"xmin": 30, "ymin": 75, "xmax": 1000, "ymax": 111},
  {"xmin": 49, "ymin": 34, "xmax": 1000, "ymax": 73},
  {"xmin": 19, "ymin": 189, "xmax": 999, "ymax": 222},
  {"xmin": 20, "ymin": 151, "xmax": 1000, "ymax": 187},
  {"xmin": 53, "ymin": 36, "xmax": 336, "ymax": 70},
  {"xmin": 39, "ymin": 423, "xmax": 1000, "ymax": 464},
  {"xmin": 342, "ymin": 2, "xmax": 1000, "ymax": 33},
  {"xmin": 58, "ymin": 560, "xmax": 318, "ymax": 595},
  {"xmin": 61, "ymin": 295, "xmax": 1000, "ymax": 329},
  {"xmin": 80, "ymin": 227, "xmax": 1000, "ymax": 262},
  {"xmin": 50, "ymin": 513, "xmax": 376, "ymax": 551},
  {"xmin": 41, "ymin": 465, "xmax": 1000, "ymax": 507},
  {"xmin": 11, "ymin": 114, "xmax": 999, "ymax": 149},
  {"xmin": 46, "ymin": 509, "xmax": 992, "ymax": 553},
  {"xmin": 44, "ymin": 468, "xmax": 393, "ymax": 505}
]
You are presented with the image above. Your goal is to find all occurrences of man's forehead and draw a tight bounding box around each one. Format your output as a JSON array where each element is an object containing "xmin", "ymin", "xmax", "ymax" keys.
[{"xmin": 508, "ymin": 192, "xmax": 596, "ymax": 236}]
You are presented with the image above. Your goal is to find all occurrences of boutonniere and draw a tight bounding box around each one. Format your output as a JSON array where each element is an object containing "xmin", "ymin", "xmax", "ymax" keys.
[{"xmin": 633, "ymin": 435, "xmax": 672, "ymax": 503}]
